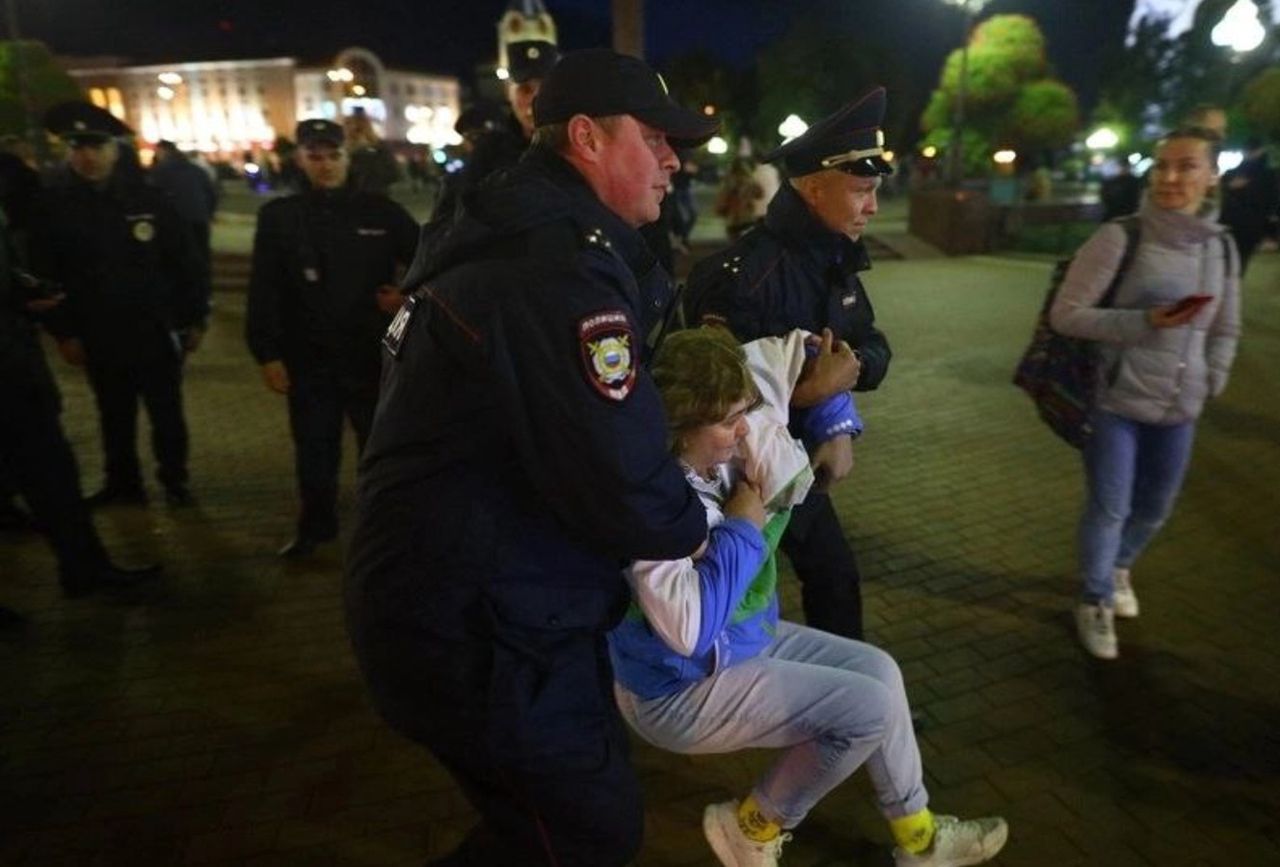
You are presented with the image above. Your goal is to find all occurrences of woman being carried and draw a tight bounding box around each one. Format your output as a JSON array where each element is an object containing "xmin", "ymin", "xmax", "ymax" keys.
[{"xmin": 609, "ymin": 327, "xmax": 1007, "ymax": 867}]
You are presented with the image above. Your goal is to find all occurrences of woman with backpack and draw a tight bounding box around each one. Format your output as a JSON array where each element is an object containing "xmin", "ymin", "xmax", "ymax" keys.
[{"xmin": 1049, "ymin": 127, "xmax": 1242, "ymax": 660}]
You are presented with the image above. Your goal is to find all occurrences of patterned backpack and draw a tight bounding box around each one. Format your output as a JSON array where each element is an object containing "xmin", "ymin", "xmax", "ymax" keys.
[{"xmin": 1012, "ymin": 217, "xmax": 1140, "ymax": 449}]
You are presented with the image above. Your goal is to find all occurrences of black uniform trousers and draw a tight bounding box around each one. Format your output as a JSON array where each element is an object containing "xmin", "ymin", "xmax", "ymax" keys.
[
  {"xmin": 359, "ymin": 625, "xmax": 644, "ymax": 867},
  {"xmin": 779, "ymin": 492, "xmax": 864, "ymax": 641},
  {"xmin": 86, "ymin": 336, "xmax": 188, "ymax": 493},
  {"xmin": 285, "ymin": 360, "xmax": 377, "ymax": 540},
  {"xmin": 1, "ymin": 388, "xmax": 107, "ymax": 592}
]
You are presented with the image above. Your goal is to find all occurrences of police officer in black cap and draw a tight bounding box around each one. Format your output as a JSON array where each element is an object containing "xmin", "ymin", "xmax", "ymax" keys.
[
  {"xmin": 687, "ymin": 87, "xmax": 896, "ymax": 642},
  {"xmin": 30, "ymin": 102, "xmax": 208, "ymax": 508},
  {"xmin": 429, "ymin": 39, "xmax": 560, "ymax": 222},
  {"xmin": 345, "ymin": 48, "xmax": 717, "ymax": 866},
  {"xmin": 246, "ymin": 119, "xmax": 418, "ymax": 558}
]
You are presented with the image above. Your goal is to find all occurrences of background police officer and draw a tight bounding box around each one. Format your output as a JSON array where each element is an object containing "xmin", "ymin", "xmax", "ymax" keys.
[
  {"xmin": 687, "ymin": 87, "xmax": 896, "ymax": 642},
  {"xmin": 30, "ymin": 102, "xmax": 208, "ymax": 508},
  {"xmin": 246, "ymin": 119, "xmax": 418, "ymax": 558},
  {"xmin": 345, "ymin": 49, "xmax": 717, "ymax": 867},
  {"xmin": 1, "ymin": 217, "xmax": 160, "ymax": 609},
  {"xmin": 429, "ymin": 39, "xmax": 560, "ymax": 222}
]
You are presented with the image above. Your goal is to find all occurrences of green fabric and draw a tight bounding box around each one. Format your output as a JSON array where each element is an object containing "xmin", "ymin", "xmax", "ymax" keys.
[{"xmin": 730, "ymin": 510, "xmax": 790, "ymax": 625}]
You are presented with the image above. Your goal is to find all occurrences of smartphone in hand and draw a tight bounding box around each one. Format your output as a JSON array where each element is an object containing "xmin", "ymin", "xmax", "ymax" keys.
[{"xmin": 1168, "ymin": 294, "xmax": 1214, "ymax": 315}]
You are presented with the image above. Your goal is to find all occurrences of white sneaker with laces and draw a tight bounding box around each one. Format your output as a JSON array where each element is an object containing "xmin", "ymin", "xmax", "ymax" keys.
[
  {"xmin": 1112, "ymin": 568, "xmax": 1139, "ymax": 618},
  {"xmin": 702, "ymin": 800, "xmax": 791, "ymax": 867},
  {"xmin": 1076, "ymin": 602, "xmax": 1118, "ymax": 659},
  {"xmin": 894, "ymin": 814, "xmax": 1009, "ymax": 867}
]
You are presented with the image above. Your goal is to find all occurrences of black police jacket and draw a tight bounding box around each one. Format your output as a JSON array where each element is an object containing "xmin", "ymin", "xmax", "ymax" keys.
[
  {"xmin": 686, "ymin": 181, "xmax": 892, "ymax": 391},
  {"xmin": 429, "ymin": 115, "xmax": 527, "ymax": 223},
  {"xmin": 245, "ymin": 185, "xmax": 418, "ymax": 375},
  {"xmin": 346, "ymin": 146, "xmax": 706, "ymax": 646},
  {"xmin": 29, "ymin": 171, "xmax": 208, "ymax": 362},
  {"xmin": 0, "ymin": 224, "xmax": 59, "ymax": 411}
]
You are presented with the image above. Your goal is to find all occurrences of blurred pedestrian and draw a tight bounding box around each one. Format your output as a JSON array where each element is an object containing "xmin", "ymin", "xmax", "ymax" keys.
[
  {"xmin": 714, "ymin": 156, "xmax": 764, "ymax": 240},
  {"xmin": 344, "ymin": 49, "xmax": 717, "ymax": 866},
  {"xmin": 1049, "ymin": 127, "xmax": 1241, "ymax": 660},
  {"xmin": 246, "ymin": 119, "xmax": 418, "ymax": 558},
  {"xmin": 2, "ymin": 212, "xmax": 161, "ymax": 605},
  {"xmin": 344, "ymin": 108, "xmax": 402, "ymax": 196},
  {"xmin": 29, "ymin": 102, "xmax": 208, "ymax": 508},
  {"xmin": 1221, "ymin": 137, "xmax": 1278, "ymax": 274},
  {"xmin": 150, "ymin": 139, "xmax": 218, "ymax": 279},
  {"xmin": 1100, "ymin": 162, "xmax": 1143, "ymax": 220}
]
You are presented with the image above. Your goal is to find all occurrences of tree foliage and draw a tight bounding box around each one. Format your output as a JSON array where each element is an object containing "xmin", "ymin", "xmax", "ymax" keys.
[
  {"xmin": 920, "ymin": 14, "xmax": 1079, "ymax": 175},
  {"xmin": 0, "ymin": 41, "xmax": 81, "ymax": 138},
  {"xmin": 1241, "ymin": 66, "xmax": 1280, "ymax": 141}
]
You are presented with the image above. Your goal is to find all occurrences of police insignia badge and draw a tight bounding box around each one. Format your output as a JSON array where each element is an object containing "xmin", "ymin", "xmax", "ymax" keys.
[
  {"xmin": 382, "ymin": 293, "xmax": 418, "ymax": 358},
  {"xmin": 579, "ymin": 310, "xmax": 635, "ymax": 401},
  {"xmin": 132, "ymin": 220, "xmax": 155, "ymax": 242}
]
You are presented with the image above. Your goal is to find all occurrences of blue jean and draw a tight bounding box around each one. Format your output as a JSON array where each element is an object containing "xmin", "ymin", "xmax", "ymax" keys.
[
  {"xmin": 1078, "ymin": 409, "xmax": 1197, "ymax": 604},
  {"xmin": 614, "ymin": 620, "xmax": 928, "ymax": 829}
]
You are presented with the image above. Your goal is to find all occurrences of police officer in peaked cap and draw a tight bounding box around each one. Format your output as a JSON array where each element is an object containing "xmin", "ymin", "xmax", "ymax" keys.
[
  {"xmin": 429, "ymin": 39, "xmax": 561, "ymax": 222},
  {"xmin": 686, "ymin": 87, "xmax": 896, "ymax": 643},
  {"xmin": 29, "ymin": 100, "xmax": 208, "ymax": 508},
  {"xmin": 245, "ymin": 117, "xmax": 418, "ymax": 558},
  {"xmin": 345, "ymin": 48, "xmax": 715, "ymax": 866}
]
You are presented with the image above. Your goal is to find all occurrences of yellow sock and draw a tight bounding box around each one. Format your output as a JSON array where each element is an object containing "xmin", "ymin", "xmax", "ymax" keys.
[
  {"xmin": 889, "ymin": 808, "xmax": 936, "ymax": 855},
  {"xmin": 737, "ymin": 795, "xmax": 781, "ymax": 842}
]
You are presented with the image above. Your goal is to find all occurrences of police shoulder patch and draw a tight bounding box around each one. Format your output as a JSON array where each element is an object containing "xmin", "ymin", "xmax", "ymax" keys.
[
  {"xmin": 579, "ymin": 309, "xmax": 636, "ymax": 401},
  {"xmin": 382, "ymin": 292, "xmax": 419, "ymax": 358}
]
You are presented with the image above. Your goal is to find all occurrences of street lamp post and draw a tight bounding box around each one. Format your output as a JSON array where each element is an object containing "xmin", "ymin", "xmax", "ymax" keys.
[{"xmin": 940, "ymin": 0, "xmax": 989, "ymax": 187}]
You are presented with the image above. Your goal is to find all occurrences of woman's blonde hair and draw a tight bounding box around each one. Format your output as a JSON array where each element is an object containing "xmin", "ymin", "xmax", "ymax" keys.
[{"xmin": 650, "ymin": 326, "xmax": 761, "ymax": 453}]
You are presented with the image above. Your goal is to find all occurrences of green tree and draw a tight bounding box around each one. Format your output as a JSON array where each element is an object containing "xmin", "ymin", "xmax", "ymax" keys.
[
  {"xmin": 0, "ymin": 41, "xmax": 81, "ymax": 138},
  {"xmin": 1241, "ymin": 67, "xmax": 1280, "ymax": 142},
  {"xmin": 920, "ymin": 14, "xmax": 1078, "ymax": 177}
]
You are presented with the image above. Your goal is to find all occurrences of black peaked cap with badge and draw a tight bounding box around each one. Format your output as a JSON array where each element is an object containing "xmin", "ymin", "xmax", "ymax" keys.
[
  {"xmin": 532, "ymin": 48, "xmax": 719, "ymax": 150},
  {"xmin": 508, "ymin": 39, "xmax": 561, "ymax": 84},
  {"xmin": 765, "ymin": 87, "xmax": 893, "ymax": 177},
  {"xmin": 44, "ymin": 101, "xmax": 133, "ymax": 144},
  {"xmin": 296, "ymin": 119, "xmax": 344, "ymax": 148}
]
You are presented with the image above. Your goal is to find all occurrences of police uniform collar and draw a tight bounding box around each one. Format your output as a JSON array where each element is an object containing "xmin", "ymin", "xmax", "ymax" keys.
[
  {"xmin": 524, "ymin": 145, "xmax": 657, "ymax": 276},
  {"xmin": 764, "ymin": 182, "xmax": 870, "ymax": 274}
]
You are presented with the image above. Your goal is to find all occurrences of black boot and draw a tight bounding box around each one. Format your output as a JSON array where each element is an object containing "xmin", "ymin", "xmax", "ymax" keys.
[
  {"xmin": 62, "ymin": 562, "xmax": 162, "ymax": 598},
  {"xmin": 83, "ymin": 485, "xmax": 148, "ymax": 508}
]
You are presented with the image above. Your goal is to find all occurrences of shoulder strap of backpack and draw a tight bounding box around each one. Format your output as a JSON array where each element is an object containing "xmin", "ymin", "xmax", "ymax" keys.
[{"xmin": 1098, "ymin": 215, "xmax": 1141, "ymax": 309}]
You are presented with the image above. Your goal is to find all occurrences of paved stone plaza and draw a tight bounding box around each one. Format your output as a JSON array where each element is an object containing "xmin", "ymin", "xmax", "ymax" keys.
[{"xmin": 2, "ymin": 218, "xmax": 1278, "ymax": 865}]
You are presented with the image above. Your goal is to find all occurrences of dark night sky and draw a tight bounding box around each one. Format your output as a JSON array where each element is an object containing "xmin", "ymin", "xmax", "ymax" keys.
[{"xmin": 15, "ymin": 0, "xmax": 1135, "ymax": 115}]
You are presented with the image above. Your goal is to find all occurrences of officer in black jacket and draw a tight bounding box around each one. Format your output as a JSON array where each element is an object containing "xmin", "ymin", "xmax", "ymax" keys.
[
  {"xmin": 345, "ymin": 50, "xmax": 716, "ymax": 866},
  {"xmin": 429, "ymin": 39, "xmax": 560, "ymax": 222},
  {"xmin": 246, "ymin": 119, "xmax": 418, "ymax": 558},
  {"xmin": 686, "ymin": 87, "xmax": 895, "ymax": 642},
  {"xmin": 1, "ymin": 217, "xmax": 159, "ymax": 606},
  {"xmin": 30, "ymin": 103, "xmax": 208, "ymax": 508}
]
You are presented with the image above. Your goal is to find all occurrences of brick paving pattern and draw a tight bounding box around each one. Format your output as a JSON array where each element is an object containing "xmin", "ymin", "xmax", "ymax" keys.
[{"xmin": 2, "ymin": 222, "xmax": 1278, "ymax": 866}]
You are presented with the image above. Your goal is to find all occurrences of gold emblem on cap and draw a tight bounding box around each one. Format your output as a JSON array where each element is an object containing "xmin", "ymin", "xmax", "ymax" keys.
[
  {"xmin": 74, "ymin": 121, "xmax": 86, "ymax": 131},
  {"xmin": 529, "ymin": 46, "xmax": 540, "ymax": 59}
]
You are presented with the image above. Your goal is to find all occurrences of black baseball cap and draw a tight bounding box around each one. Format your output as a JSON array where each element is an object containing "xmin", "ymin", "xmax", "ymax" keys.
[
  {"xmin": 44, "ymin": 101, "xmax": 132, "ymax": 145},
  {"xmin": 296, "ymin": 119, "xmax": 344, "ymax": 148},
  {"xmin": 765, "ymin": 87, "xmax": 893, "ymax": 178},
  {"xmin": 532, "ymin": 49, "xmax": 719, "ymax": 149}
]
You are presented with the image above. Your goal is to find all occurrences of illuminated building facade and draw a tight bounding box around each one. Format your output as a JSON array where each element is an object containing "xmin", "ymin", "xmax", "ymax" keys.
[{"xmin": 64, "ymin": 47, "xmax": 460, "ymax": 155}]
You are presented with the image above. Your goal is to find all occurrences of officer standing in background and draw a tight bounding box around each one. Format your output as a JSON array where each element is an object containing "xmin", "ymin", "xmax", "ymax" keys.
[
  {"xmin": 344, "ymin": 49, "xmax": 716, "ymax": 866},
  {"xmin": 1, "ymin": 219, "xmax": 160, "ymax": 609},
  {"xmin": 30, "ymin": 102, "xmax": 208, "ymax": 508},
  {"xmin": 687, "ymin": 88, "xmax": 895, "ymax": 642},
  {"xmin": 150, "ymin": 140, "xmax": 218, "ymax": 278},
  {"xmin": 246, "ymin": 119, "xmax": 418, "ymax": 558},
  {"xmin": 429, "ymin": 39, "xmax": 560, "ymax": 222}
]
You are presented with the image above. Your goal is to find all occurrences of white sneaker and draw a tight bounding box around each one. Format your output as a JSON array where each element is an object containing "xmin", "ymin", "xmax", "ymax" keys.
[
  {"xmin": 1075, "ymin": 602, "xmax": 1119, "ymax": 659},
  {"xmin": 894, "ymin": 814, "xmax": 1009, "ymax": 867},
  {"xmin": 703, "ymin": 800, "xmax": 791, "ymax": 867},
  {"xmin": 1112, "ymin": 568, "xmax": 1139, "ymax": 618}
]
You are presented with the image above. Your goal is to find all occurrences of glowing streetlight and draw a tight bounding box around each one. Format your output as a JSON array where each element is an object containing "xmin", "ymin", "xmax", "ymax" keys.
[
  {"xmin": 705, "ymin": 136, "xmax": 728, "ymax": 155},
  {"xmin": 1085, "ymin": 127, "xmax": 1119, "ymax": 151},
  {"xmin": 326, "ymin": 67, "xmax": 354, "ymax": 83},
  {"xmin": 778, "ymin": 114, "xmax": 808, "ymax": 142},
  {"xmin": 156, "ymin": 86, "xmax": 176, "ymax": 101},
  {"xmin": 1212, "ymin": 0, "xmax": 1266, "ymax": 53},
  {"xmin": 351, "ymin": 84, "xmax": 367, "ymax": 97},
  {"xmin": 921, "ymin": 145, "xmax": 939, "ymax": 159},
  {"xmin": 992, "ymin": 149, "xmax": 1017, "ymax": 164},
  {"xmin": 157, "ymin": 72, "xmax": 183, "ymax": 86}
]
